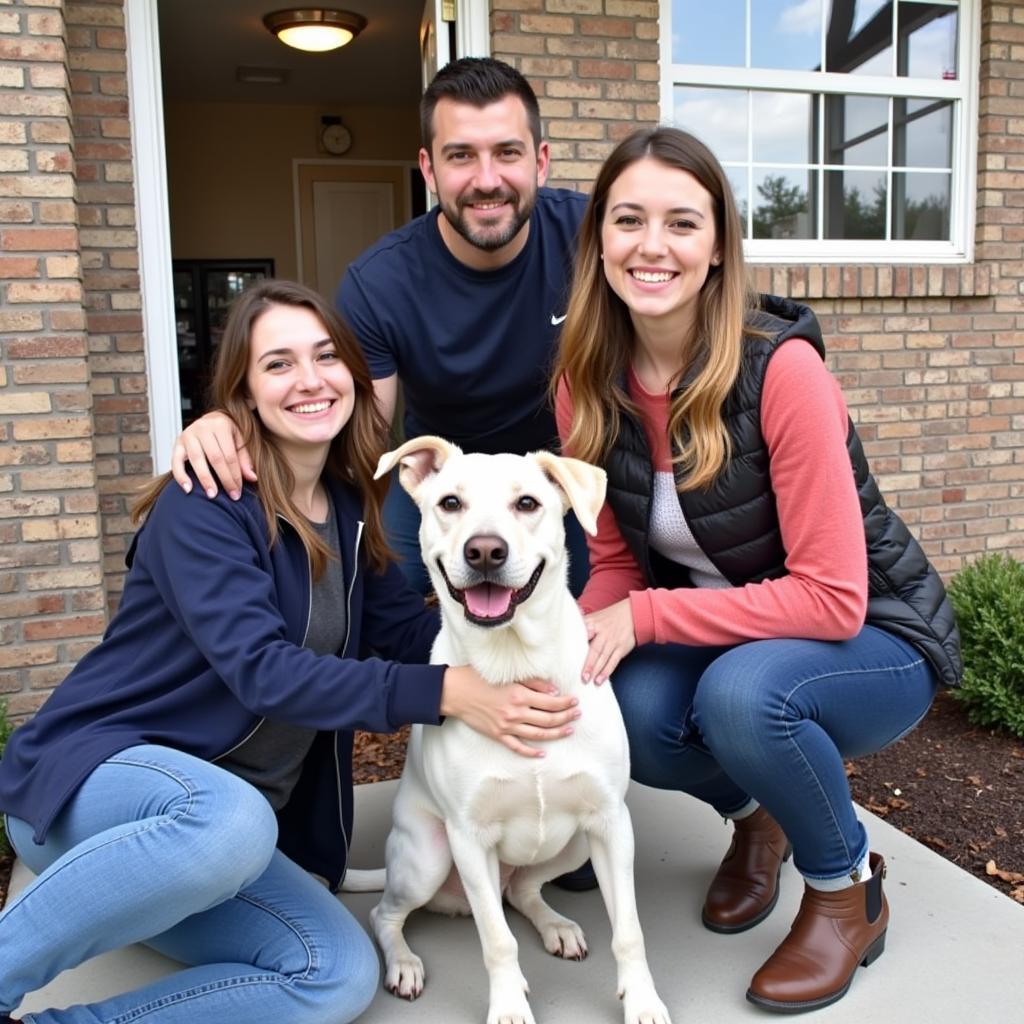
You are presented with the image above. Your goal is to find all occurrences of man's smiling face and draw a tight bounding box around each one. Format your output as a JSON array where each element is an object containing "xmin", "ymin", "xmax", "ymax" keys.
[{"xmin": 419, "ymin": 95, "xmax": 550, "ymax": 268}]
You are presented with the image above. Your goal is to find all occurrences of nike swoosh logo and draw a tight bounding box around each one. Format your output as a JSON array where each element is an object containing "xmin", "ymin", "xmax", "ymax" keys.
[{"xmin": 550, "ymin": 314, "xmax": 567, "ymax": 325}]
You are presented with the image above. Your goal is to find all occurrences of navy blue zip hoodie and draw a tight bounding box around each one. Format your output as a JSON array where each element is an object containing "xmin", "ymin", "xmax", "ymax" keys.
[{"xmin": 0, "ymin": 473, "xmax": 444, "ymax": 891}]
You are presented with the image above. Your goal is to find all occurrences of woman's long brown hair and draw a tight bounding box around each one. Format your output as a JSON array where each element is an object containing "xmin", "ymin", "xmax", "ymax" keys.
[
  {"xmin": 552, "ymin": 127, "xmax": 761, "ymax": 491},
  {"xmin": 133, "ymin": 280, "xmax": 393, "ymax": 576}
]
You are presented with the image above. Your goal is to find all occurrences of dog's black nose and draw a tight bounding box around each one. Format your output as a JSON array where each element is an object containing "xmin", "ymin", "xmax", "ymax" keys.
[{"xmin": 463, "ymin": 534, "xmax": 507, "ymax": 573}]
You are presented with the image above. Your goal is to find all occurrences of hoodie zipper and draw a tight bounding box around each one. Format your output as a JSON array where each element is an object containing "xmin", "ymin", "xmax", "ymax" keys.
[{"xmin": 336, "ymin": 519, "xmax": 364, "ymax": 887}]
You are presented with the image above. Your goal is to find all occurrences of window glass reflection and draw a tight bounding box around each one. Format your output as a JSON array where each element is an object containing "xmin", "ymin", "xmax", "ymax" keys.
[
  {"xmin": 752, "ymin": 92, "xmax": 816, "ymax": 165},
  {"xmin": 897, "ymin": 3, "xmax": 958, "ymax": 78},
  {"xmin": 894, "ymin": 98, "xmax": 952, "ymax": 167},
  {"xmin": 826, "ymin": 0, "xmax": 893, "ymax": 75},
  {"xmin": 851, "ymin": 0, "xmax": 891, "ymax": 34},
  {"xmin": 892, "ymin": 171, "xmax": 950, "ymax": 238},
  {"xmin": 751, "ymin": 0, "xmax": 823, "ymax": 71},
  {"xmin": 672, "ymin": 0, "xmax": 745, "ymax": 66},
  {"xmin": 725, "ymin": 167, "xmax": 749, "ymax": 236},
  {"xmin": 674, "ymin": 87, "xmax": 748, "ymax": 163},
  {"xmin": 823, "ymin": 169, "xmax": 887, "ymax": 238},
  {"xmin": 824, "ymin": 94, "xmax": 888, "ymax": 166},
  {"xmin": 753, "ymin": 169, "xmax": 816, "ymax": 239}
]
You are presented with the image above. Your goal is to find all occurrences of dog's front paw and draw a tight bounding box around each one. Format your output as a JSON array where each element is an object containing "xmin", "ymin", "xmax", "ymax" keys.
[
  {"xmin": 487, "ymin": 971, "xmax": 534, "ymax": 1024},
  {"xmin": 487, "ymin": 999, "xmax": 536, "ymax": 1024},
  {"xmin": 383, "ymin": 953, "xmax": 425, "ymax": 1000},
  {"xmin": 540, "ymin": 919, "xmax": 588, "ymax": 961},
  {"xmin": 621, "ymin": 987, "xmax": 672, "ymax": 1024}
]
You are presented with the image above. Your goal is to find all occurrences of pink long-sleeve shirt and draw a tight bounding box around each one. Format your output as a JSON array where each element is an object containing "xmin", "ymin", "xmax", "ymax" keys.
[{"xmin": 555, "ymin": 338, "xmax": 868, "ymax": 647}]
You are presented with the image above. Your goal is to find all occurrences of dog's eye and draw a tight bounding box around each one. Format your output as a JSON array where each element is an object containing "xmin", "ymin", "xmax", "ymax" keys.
[
  {"xmin": 439, "ymin": 495, "xmax": 462, "ymax": 512},
  {"xmin": 515, "ymin": 495, "xmax": 539, "ymax": 512}
]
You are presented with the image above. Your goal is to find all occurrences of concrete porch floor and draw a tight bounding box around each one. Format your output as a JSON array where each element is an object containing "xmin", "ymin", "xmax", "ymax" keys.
[{"xmin": 10, "ymin": 778, "xmax": 1024, "ymax": 1022}]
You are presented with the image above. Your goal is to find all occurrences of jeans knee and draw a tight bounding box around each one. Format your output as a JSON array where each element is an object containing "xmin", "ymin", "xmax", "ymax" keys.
[
  {"xmin": 298, "ymin": 920, "xmax": 379, "ymax": 1024},
  {"xmin": 205, "ymin": 780, "xmax": 279, "ymax": 888},
  {"xmin": 160, "ymin": 770, "xmax": 278, "ymax": 898},
  {"xmin": 692, "ymin": 660, "xmax": 778, "ymax": 752}
]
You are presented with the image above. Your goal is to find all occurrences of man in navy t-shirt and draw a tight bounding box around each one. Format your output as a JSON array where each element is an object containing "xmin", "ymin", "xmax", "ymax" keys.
[
  {"xmin": 172, "ymin": 58, "xmax": 589, "ymax": 596},
  {"xmin": 337, "ymin": 58, "xmax": 588, "ymax": 593},
  {"xmin": 339, "ymin": 69, "xmax": 585, "ymax": 459}
]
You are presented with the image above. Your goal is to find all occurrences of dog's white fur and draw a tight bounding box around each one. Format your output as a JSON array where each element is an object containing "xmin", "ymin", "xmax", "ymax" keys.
[{"xmin": 369, "ymin": 436, "xmax": 670, "ymax": 1024}]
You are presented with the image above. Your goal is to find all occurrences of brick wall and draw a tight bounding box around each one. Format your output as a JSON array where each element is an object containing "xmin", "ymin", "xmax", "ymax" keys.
[
  {"xmin": 0, "ymin": 0, "xmax": 107, "ymax": 718},
  {"xmin": 66, "ymin": 0, "xmax": 151, "ymax": 612},
  {"xmin": 491, "ymin": 0, "xmax": 660, "ymax": 190},
  {"xmin": 497, "ymin": 0, "xmax": 1024, "ymax": 575}
]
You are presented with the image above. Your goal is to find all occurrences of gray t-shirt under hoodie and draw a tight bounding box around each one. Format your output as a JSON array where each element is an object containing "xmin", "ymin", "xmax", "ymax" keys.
[{"xmin": 219, "ymin": 494, "xmax": 347, "ymax": 810}]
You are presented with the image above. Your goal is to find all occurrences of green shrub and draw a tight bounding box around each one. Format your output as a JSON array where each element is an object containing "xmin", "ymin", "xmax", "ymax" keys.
[
  {"xmin": 947, "ymin": 552, "xmax": 1024, "ymax": 738},
  {"xmin": 0, "ymin": 699, "xmax": 11, "ymax": 856}
]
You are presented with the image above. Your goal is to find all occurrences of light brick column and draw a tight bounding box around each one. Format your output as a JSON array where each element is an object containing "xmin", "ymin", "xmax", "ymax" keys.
[
  {"xmin": 0, "ymin": 0, "xmax": 106, "ymax": 719},
  {"xmin": 491, "ymin": 0, "xmax": 660, "ymax": 190},
  {"xmin": 66, "ymin": 0, "xmax": 150, "ymax": 612}
]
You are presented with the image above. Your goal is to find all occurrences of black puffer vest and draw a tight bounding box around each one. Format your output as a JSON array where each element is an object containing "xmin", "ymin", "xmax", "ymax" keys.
[{"xmin": 604, "ymin": 294, "xmax": 962, "ymax": 687}]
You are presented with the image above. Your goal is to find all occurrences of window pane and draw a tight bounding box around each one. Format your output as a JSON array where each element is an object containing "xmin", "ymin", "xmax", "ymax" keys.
[
  {"xmin": 894, "ymin": 97, "xmax": 952, "ymax": 167},
  {"xmin": 672, "ymin": 0, "xmax": 745, "ymax": 66},
  {"xmin": 897, "ymin": 3, "xmax": 958, "ymax": 79},
  {"xmin": 824, "ymin": 94, "xmax": 888, "ymax": 166},
  {"xmin": 725, "ymin": 167, "xmax": 749, "ymax": 236},
  {"xmin": 751, "ymin": 1, "xmax": 823, "ymax": 71},
  {"xmin": 674, "ymin": 87, "xmax": 748, "ymax": 162},
  {"xmin": 752, "ymin": 92, "xmax": 815, "ymax": 164},
  {"xmin": 826, "ymin": 0, "xmax": 894, "ymax": 75},
  {"xmin": 892, "ymin": 171, "xmax": 950, "ymax": 238},
  {"xmin": 753, "ymin": 169, "xmax": 816, "ymax": 239},
  {"xmin": 824, "ymin": 169, "xmax": 886, "ymax": 238},
  {"xmin": 852, "ymin": 0, "xmax": 892, "ymax": 34}
]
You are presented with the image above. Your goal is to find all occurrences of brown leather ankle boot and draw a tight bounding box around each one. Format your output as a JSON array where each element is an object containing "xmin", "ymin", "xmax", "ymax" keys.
[
  {"xmin": 702, "ymin": 805, "xmax": 791, "ymax": 933},
  {"xmin": 746, "ymin": 851, "xmax": 889, "ymax": 1013}
]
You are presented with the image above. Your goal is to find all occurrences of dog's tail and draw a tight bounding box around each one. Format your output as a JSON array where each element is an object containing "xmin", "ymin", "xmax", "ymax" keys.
[{"xmin": 341, "ymin": 868, "xmax": 386, "ymax": 892}]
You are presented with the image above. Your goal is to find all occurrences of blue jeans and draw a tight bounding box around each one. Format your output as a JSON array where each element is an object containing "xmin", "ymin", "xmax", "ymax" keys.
[
  {"xmin": 383, "ymin": 469, "xmax": 591, "ymax": 598},
  {"xmin": 0, "ymin": 745, "xmax": 378, "ymax": 1024},
  {"xmin": 611, "ymin": 627, "xmax": 937, "ymax": 883}
]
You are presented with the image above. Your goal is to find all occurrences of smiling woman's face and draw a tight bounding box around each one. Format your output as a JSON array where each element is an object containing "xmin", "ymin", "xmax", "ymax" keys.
[
  {"xmin": 245, "ymin": 303, "xmax": 355, "ymax": 459},
  {"xmin": 600, "ymin": 156, "xmax": 721, "ymax": 341}
]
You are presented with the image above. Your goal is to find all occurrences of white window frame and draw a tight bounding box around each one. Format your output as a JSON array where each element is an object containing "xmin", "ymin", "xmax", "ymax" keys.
[{"xmin": 659, "ymin": 0, "xmax": 980, "ymax": 263}]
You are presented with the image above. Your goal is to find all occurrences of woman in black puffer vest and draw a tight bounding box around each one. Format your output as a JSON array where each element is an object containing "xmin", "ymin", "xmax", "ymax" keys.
[{"xmin": 552, "ymin": 127, "xmax": 961, "ymax": 1014}]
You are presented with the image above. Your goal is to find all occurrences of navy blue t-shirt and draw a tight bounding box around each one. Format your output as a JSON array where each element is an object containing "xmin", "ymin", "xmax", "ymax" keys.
[{"xmin": 337, "ymin": 187, "xmax": 587, "ymax": 455}]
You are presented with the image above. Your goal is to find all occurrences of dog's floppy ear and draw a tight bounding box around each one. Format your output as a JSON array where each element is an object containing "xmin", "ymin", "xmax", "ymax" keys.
[
  {"xmin": 374, "ymin": 435, "xmax": 460, "ymax": 502},
  {"xmin": 531, "ymin": 451, "xmax": 607, "ymax": 536}
]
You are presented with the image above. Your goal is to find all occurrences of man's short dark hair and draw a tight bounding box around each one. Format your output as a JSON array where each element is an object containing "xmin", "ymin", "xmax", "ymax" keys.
[{"xmin": 420, "ymin": 57, "xmax": 542, "ymax": 155}]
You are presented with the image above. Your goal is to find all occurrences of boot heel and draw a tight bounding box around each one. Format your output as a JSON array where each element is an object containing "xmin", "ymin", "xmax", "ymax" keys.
[{"xmin": 860, "ymin": 929, "xmax": 886, "ymax": 968}]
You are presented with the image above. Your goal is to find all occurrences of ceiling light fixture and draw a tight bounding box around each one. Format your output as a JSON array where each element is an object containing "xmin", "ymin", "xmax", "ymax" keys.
[{"xmin": 263, "ymin": 8, "xmax": 366, "ymax": 53}]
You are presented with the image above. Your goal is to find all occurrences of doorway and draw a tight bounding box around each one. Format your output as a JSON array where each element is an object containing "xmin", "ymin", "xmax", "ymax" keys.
[{"xmin": 129, "ymin": 0, "xmax": 489, "ymax": 468}]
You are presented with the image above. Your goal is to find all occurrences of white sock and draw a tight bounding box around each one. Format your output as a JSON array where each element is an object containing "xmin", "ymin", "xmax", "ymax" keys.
[
  {"xmin": 805, "ymin": 849, "xmax": 872, "ymax": 892},
  {"xmin": 726, "ymin": 799, "xmax": 759, "ymax": 822}
]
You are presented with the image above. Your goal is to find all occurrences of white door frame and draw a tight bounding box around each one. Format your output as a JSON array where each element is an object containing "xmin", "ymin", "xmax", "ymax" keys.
[
  {"xmin": 126, "ymin": 0, "xmax": 179, "ymax": 473},
  {"xmin": 126, "ymin": 0, "xmax": 490, "ymax": 473}
]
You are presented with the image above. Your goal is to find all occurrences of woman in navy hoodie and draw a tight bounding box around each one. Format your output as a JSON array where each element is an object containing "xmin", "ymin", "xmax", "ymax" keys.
[{"xmin": 0, "ymin": 280, "xmax": 578, "ymax": 1024}]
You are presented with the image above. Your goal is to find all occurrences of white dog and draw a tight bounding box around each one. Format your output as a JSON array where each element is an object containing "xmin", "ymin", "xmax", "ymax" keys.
[{"xmin": 369, "ymin": 436, "xmax": 670, "ymax": 1024}]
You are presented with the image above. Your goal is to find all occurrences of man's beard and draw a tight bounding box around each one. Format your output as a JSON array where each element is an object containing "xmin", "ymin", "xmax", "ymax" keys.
[{"xmin": 438, "ymin": 187, "xmax": 537, "ymax": 253}]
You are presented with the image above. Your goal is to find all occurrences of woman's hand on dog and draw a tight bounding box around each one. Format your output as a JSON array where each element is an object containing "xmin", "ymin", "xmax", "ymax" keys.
[
  {"xmin": 441, "ymin": 667, "xmax": 580, "ymax": 758},
  {"xmin": 582, "ymin": 599, "xmax": 637, "ymax": 684}
]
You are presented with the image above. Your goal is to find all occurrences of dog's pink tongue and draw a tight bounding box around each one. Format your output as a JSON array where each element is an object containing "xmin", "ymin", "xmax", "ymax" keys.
[{"xmin": 464, "ymin": 583, "xmax": 513, "ymax": 618}]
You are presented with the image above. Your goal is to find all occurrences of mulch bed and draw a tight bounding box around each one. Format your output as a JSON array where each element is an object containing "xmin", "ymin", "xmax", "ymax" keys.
[
  {"xmin": 2, "ymin": 691, "xmax": 1021, "ymax": 911},
  {"xmin": 846, "ymin": 688, "xmax": 1024, "ymax": 901}
]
